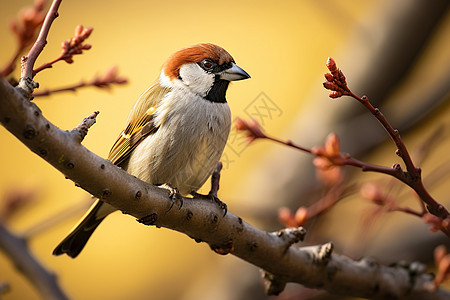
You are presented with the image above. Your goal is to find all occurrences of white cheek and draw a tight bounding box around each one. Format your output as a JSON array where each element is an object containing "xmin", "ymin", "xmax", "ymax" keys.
[
  {"xmin": 160, "ymin": 70, "xmax": 186, "ymax": 91},
  {"xmin": 178, "ymin": 63, "xmax": 215, "ymax": 97},
  {"xmin": 159, "ymin": 71, "xmax": 173, "ymax": 88}
]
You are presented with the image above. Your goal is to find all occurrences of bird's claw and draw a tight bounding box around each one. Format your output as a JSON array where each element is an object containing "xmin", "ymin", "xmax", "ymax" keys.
[
  {"xmin": 159, "ymin": 184, "xmax": 183, "ymax": 211},
  {"xmin": 210, "ymin": 193, "xmax": 227, "ymax": 217},
  {"xmin": 191, "ymin": 191, "xmax": 227, "ymax": 217}
]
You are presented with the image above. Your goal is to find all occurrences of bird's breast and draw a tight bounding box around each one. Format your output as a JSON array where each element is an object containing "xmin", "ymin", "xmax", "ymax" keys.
[{"xmin": 126, "ymin": 89, "xmax": 231, "ymax": 195}]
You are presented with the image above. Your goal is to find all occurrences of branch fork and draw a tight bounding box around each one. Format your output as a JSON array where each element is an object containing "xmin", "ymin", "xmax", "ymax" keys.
[{"xmin": 18, "ymin": 0, "xmax": 62, "ymax": 97}]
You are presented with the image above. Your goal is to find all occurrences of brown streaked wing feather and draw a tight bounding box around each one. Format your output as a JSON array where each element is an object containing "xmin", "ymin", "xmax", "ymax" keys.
[
  {"xmin": 107, "ymin": 81, "xmax": 171, "ymax": 166},
  {"xmin": 107, "ymin": 113, "xmax": 157, "ymax": 166}
]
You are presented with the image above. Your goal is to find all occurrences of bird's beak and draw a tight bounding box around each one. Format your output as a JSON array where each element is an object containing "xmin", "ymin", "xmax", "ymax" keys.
[{"xmin": 220, "ymin": 62, "xmax": 251, "ymax": 81}]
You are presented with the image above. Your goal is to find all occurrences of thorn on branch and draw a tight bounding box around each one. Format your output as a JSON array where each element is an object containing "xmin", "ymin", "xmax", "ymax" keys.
[
  {"xmin": 70, "ymin": 111, "xmax": 99, "ymax": 142},
  {"xmin": 314, "ymin": 242, "xmax": 333, "ymax": 265},
  {"xmin": 260, "ymin": 270, "xmax": 287, "ymax": 296},
  {"xmin": 301, "ymin": 243, "xmax": 334, "ymax": 267},
  {"xmin": 273, "ymin": 227, "xmax": 306, "ymax": 254}
]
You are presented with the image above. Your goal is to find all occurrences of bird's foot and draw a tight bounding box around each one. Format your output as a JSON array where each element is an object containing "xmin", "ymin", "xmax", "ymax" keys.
[
  {"xmin": 158, "ymin": 184, "xmax": 183, "ymax": 211},
  {"xmin": 191, "ymin": 191, "xmax": 227, "ymax": 217},
  {"xmin": 190, "ymin": 162, "xmax": 227, "ymax": 216}
]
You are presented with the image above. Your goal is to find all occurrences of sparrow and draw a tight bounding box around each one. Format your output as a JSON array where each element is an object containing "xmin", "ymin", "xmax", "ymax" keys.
[{"xmin": 53, "ymin": 43, "xmax": 250, "ymax": 258}]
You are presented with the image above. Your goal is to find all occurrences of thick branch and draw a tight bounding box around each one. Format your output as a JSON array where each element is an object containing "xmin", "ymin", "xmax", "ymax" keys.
[{"xmin": 0, "ymin": 78, "xmax": 449, "ymax": 299}]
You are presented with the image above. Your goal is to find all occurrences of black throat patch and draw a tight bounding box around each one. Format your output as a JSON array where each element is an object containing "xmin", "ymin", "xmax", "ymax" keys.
[{"xmin": 205, "ymin": 75, "xmax": 230, "ymax": 103}]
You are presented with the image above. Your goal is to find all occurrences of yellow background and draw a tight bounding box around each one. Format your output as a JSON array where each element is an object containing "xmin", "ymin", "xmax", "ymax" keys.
[{"xmin": 1, "ymin": 0, "xmax": 450, "ymax": 299}]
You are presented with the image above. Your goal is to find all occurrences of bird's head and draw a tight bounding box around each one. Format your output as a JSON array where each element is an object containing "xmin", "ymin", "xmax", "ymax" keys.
[{"xmin": 160, "ymin": 43, "xmax": 250, "ymax": 103}]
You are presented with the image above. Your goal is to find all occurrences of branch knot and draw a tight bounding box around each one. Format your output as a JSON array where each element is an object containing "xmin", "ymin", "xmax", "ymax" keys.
[
  {"xmin": 260, "ymin": 270, "xmax": 287, "ymax": 296},
  {"xmin": 17, "ymin": 77, "xmax": 39, "ymax": 98},
  {"xmin": 273, "ymin": 227, "xmax": 306, "ymax": 254}
]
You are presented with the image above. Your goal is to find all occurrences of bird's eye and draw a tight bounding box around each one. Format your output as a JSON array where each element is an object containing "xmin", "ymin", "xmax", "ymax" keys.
[{"xmin": 202, "ymin": 59, "xmax": 214, "ymax": 70}]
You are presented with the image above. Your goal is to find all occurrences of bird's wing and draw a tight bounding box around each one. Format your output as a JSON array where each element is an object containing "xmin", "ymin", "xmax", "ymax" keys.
[{"xmin": 108, "ymin": 82, "xmax": 171, "ymax": 166}]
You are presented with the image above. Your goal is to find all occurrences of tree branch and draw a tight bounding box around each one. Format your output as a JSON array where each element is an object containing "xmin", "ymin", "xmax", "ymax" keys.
[
  {"xmin": 0, "ymin": 0, "xmax": 46, "ymax": 77},
  {"xmin": 323, "ymin": 57, "xmax": 450, "ymax": 226},
  {"xmin": 0, "ymin": 222, "xmax": 68, "ymax": 300},
  {"xmin": 32, "ymin": 66, "xmax": 128, "ymax": 97},
  {"xmin": 32, "ymin": 25, "xmax": 93, "ymax": 76},
  {"xmin": 18, "ymin": 0, "xmax": 62, "ymax": 95},
  {"xmin": 1, "ymin": 76, "xmax": 449, "ymax": 298}
]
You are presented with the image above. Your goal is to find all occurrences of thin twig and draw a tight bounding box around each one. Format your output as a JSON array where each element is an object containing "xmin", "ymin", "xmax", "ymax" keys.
[
  {"xmin": 19, "ymin": 0, "xmax": 62, "ymax": 84},
  {"xmin": 0, "ymin": 0, "xmax": 46, "ymax": 77},
  {"xmin": 32, "ymin": 66, "xmax": 128, "ymax": 97},
  {"xmin": 236, "ymin": 115, "xmax": 450, "ymax": 237},
  {"xmin": 32, "ymin": 25, "xmax": 93, "ymax": 76},
  {"xmin": 33, "ymin": 81, "xmax": 86, "ymax": 96},
  {"xmin": 351, "ymin": 94, "xmax": 420, "ymax": 176},
  {"xmin": 323, "ymin": 57, "xmax": 450, "ymax": 225}
]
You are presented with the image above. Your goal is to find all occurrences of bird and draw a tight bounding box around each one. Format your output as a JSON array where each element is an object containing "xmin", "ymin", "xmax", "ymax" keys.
[{"xmin": 53, "ymin": 43, "xmax": 250, "ymax": 258}]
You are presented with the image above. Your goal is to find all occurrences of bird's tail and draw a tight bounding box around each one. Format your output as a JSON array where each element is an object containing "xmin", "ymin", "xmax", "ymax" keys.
[{"xmin": 53, "ymin": 200, "xmax": 115, "ymax": 258}]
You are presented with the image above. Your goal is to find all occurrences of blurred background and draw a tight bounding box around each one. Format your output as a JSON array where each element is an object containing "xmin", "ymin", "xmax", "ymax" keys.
[{"xmin": 1, "ymin": 0, "xmax": 450, "ymax": 299}]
